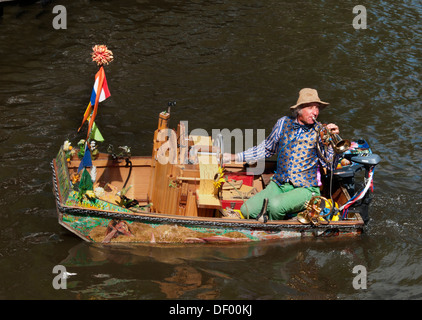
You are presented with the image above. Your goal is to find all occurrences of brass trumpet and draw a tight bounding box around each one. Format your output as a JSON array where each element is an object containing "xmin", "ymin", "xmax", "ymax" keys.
[
  {"xmin": 312, "ymin": 117, "xmax": 351, "ymax": 155},
  {"xmin": 297, "ymin": 196, "xmax": 333, "ymax": 225}
]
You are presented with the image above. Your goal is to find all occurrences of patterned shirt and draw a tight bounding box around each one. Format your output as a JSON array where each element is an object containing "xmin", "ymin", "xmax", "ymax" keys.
[{"xmin": 236, "ymin": 116, "xmax": 336, "ymax": 188}]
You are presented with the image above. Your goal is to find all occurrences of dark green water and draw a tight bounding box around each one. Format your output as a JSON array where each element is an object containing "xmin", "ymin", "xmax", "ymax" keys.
[{"xmin": 0, "ymin": 0, "xmax": 421, "ymax": 300}]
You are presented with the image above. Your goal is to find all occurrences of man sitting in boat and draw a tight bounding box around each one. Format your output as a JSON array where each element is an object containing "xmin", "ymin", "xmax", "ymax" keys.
[{"xmin": 224, "ymin": 88, "xmax": 340, "ymax": 222}]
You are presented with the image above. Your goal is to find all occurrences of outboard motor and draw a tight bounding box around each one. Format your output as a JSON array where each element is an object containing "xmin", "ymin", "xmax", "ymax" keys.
[{"xmin": 333, "ymin": 140, "xmax": 381, "ymax": 224}]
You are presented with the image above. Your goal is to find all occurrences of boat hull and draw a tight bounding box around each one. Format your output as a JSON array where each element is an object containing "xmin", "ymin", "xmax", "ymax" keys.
[
  {"xmin": 55, "ymin": 197, "xmax": 363, "ymax": 244},
  {"xmin": 52, "ymin": 149, "xmax": 365, "ymax": 245}
]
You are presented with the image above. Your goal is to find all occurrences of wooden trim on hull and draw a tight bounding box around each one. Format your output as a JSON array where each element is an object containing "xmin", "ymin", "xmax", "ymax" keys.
[
  {"xmin": 57, "ymin": 208, "xmax": 363, "ymax": 244},
  {"xmin": 57, "ymin": 202, "xmax": 363, "ymax": 232}
]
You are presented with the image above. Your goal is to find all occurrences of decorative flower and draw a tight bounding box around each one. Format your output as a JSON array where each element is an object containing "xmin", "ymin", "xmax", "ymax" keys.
[
  {"xmin": 94, "ymin": 187, "xmax": 105, "ymax": 198},
  {"xmin": 213, "ymin": 166, "xmax": 226, "ymax": 190},
  {"xmin": 71, "ymin": 173, "xmax": 80, "ymax": 185},
  {"xmin": 91, "ymin": 45, "xmax": 114, "ymax": 66},
  {"xmin": 63, "ymin": 140, "xmax": 72, "ymax": 151},
  {"xmin": 63, "ymin": 140, "xmax": 75, "ymax": 162}
]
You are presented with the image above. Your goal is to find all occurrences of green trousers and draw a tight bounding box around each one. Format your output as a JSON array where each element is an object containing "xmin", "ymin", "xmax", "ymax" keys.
[{"xmin": 240, "ymin": 180, "xmax": 320, "ymax": 220}]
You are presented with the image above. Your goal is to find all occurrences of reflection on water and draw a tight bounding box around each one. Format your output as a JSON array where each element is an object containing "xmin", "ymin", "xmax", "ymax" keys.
[
  {"xmin": 1, "ymin": 0, "xmax": 421, "ymax": 300},
  {"xmin": 155, "ymin": 265, "xmax": 219, "ymax": 299},
  {"xmin": 61, "ymin": 241, "xmax": 272, "ymax": 267},
  {"xmin": 57, "ymin": 238, "xmax": 373, "ymax": 300},
  {"xmin": 59, "ymin": 241, "xmax": 272, "ymax": 299}
]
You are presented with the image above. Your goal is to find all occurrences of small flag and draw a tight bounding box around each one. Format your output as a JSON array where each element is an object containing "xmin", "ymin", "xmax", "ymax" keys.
[
  {"xmin": 78, "ymin": 168, "xmax": 94, "ymax": 202},
  {"xmin": 90, "ymin": 68, "xmax": 110, "ymax": 106},
  {"xmin": 86, "ymin": 67, "xmax": 108, "ymax": 140},
  {"xmin": 78, "ymin": 144, "xmax": 92, "ymax": 173},
  {"xmin": 78, "ymin": 66, "xmax": 110, "ymax": 135},
  {"xmin": 89, "ymin": 122, "xmax": 104, "ymax": 142},
  {"xmin": 78, "ymin": 102, "xmax": 92, "ymax": 132}
]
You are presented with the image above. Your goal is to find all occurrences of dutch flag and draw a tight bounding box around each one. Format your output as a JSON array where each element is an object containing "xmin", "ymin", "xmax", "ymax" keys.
[
  {"xmin": 90, "ymin": 69, "xmax": 110, "ymax": 105},
  {"xmin": 78, "ymin": 66, "xmax": 111, "ymax": 136}
]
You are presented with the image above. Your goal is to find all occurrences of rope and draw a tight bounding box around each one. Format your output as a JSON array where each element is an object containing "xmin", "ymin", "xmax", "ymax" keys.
[{"xmin": 339, "ymin": 166, "xmax": 375, "ymax": 218}]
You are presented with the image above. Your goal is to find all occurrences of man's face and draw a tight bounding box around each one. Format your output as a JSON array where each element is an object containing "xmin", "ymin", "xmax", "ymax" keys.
[{"xmin": 297, "ymin": 103, "xmax": 321, "ymax": 125}]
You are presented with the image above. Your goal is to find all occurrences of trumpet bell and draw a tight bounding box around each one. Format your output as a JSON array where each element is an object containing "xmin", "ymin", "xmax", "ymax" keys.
[
  {"xmin": 297, "ymin": 211, "xmax": 311, "ymax": 224},
  {"xmin": 331, "ymin": 134, "xmax": 351, "ymax": 154},
  {"xmin": 313, "ymin": 116, "xmax": 351, "ymax": 155}
]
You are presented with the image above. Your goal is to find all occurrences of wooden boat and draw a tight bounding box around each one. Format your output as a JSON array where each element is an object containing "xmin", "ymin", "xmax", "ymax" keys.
[{"xmin": 52, "ymin": 109, "xmax": 380, "ymax": 244}]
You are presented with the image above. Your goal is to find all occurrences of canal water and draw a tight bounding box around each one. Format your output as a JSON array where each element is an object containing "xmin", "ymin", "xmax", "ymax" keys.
[{"xmin": 0, "ymin": 0, "xmax": 421, "ymax": 301}]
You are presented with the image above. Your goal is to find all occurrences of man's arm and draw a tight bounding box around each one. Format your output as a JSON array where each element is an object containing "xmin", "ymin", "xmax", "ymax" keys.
[
  {"xmin": 224, "ymin": 117, "xmax": 286, "ymax": 163},
  {"xmin": 317, "ymin": 123, "xmax": 340, "ymax": 169}
]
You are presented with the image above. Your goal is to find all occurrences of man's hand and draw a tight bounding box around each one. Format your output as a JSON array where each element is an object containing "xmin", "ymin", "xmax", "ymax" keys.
[
  {"xmin": 326, "ymin": 123, "xmax": 340, "ymax": 135},
  {"xmin": 223, "ymin": 153, "xmax": 236, "ymax": 163}
]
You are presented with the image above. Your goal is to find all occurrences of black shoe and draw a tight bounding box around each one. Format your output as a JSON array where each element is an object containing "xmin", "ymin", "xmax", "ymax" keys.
[{"xmin": 256, "ymin": 198, "xmax": 269, "ymax": 223}]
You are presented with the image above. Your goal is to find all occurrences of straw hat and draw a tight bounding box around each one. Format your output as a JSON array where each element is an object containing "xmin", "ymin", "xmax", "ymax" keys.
[{"xmin": 290, "ymin": 88, "xmax": 329, "ymax": 110}]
